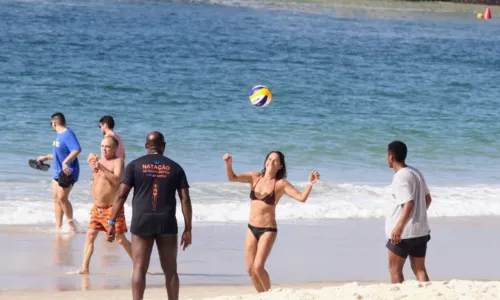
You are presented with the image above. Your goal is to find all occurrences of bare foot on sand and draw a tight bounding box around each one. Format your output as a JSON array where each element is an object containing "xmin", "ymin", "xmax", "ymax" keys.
[
  {"xmin": 78, "ymin": 268, "xmax": 89, "ymax": 275},
  {"xmin": 65, "ymin": 268, "xmax": 89, "ymax": 275},
  {"xmin": 67, "ymin": 220, "xmax": 76, "ymax": 232}
]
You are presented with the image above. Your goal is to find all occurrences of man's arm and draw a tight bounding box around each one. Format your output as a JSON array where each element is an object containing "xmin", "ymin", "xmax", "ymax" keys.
[
  {"xmin": 96, "ymin": 160, "xmax": 123, "ymax": 187},
  {"xmin": 390, "ymin": 200, "xmax": 414, "ymax": 244},
  {"xmin": 396, "ymin": 200, "xmax": 414, "ymax": 230},
  {"xmin": 425, "ymin": 194, "xmax": 432, "ymax": 210},
  {"xmin": 37, "ymin": 154, "xmax": 53, "ymax": 162},
  {"xmin": 422, "ymin": 173, "xmax": 432, "ymax": 210},
  {"xmin": 106, "ymin": 183, "xmax": 131, "ymax": 242},
  {"xmin": 63, "ymin": 150, "xmax": 81, "ymax": 166},
  {"xmin": 179, "ymin": 188, "xmax": 192, "ymax": 231},
  {"xmin": 107, "ymin": 161, "xmax": 134, "ymax": 242},
  {"xmin": 62, "ymin": 131, "xmax": 82, "ymax": 172},
  {"xmin": 109, "ymin": 183, "xmax": 132, "ymax": 222},
  {"xmin": 178, "ymin": 187, "xmax": 192, "ymax": 250},
  {"xmin": 391, "ymin": 176, "xmax": 415, "ymax": 244}
]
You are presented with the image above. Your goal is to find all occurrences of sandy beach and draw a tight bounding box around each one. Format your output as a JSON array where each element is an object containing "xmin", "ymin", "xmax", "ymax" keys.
[
  {"xmin": 2, "ymin": 0, "xmax": 500, "ymax": 299},
  {"xmin": 1, "ymin": 217, "xmax": 500, "ymax": 299},
  {"xmin": 2, "ymin": 280, "xmax": 500, "ymax": 299},
  {"xmin": 202, "ymin": 280, "xmax": 500, "ymax": 300}
]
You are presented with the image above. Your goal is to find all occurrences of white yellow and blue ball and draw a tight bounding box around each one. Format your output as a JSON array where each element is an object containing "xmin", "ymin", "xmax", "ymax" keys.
[{"xmin": 249, "ymin": 85, "xmax": 272, "ymax": 107}]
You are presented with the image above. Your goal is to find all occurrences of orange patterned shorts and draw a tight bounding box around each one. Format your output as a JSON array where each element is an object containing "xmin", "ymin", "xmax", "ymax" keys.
[{"xmin": 88, "ymin": 204, "xmax": 127, "ymax": 234}]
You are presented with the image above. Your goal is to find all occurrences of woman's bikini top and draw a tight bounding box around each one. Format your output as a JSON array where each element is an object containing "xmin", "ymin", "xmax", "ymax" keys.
[{"xmin": 250, "ymin": 177, "xmax": 277, "ymax": 206}]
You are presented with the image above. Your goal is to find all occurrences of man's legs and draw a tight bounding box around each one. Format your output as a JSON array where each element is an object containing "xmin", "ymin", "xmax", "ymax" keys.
[
  {"xmin": 53, "ymin": 180, "xmax": 75, "ymax": 231},
  {"xmin": 388, "ymin": 249, "xmax": 406, "ymax": 283},
  {"xmin": 386, "ymin": 239, "xmax": 409, "ymax": 284},
  {"xmin": 155, "ymin": 235, "xmax": 179, "ymax": 300},
  {"xmin": 131, "ymin": 234, "xmax": 155, "ymax": 300},
  {"xmin": 79, "ymin": 229, "xmax": 99, "ymax": 274},
  {"xmin": 409, "ymin": 235, "xmax": 431, "ymax": 282},
  {"xmin": 116, "ymin": 233, "xmax": 133, "ymax": 258},
  {"xmin": 112, "ymin": 206, "xmax": 132, "ymax": 259},
  {"xmin": 410, "ymin": 256, "xmax": 430, "ymax": 282},
  {"xmin": 51, "ymin": 180, "xmax": 64, "ymax": 229}
]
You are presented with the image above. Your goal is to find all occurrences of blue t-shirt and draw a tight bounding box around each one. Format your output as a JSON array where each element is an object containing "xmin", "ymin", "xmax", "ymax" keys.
[{"xmin": 52, "ymin": 128, "xmax": 81, "ymax": 182}]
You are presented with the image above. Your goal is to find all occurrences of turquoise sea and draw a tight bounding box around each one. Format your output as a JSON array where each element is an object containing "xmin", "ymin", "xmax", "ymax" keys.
[{"xmin": 1, "ymin": 0, "xmax": 500, "ymax": 226}]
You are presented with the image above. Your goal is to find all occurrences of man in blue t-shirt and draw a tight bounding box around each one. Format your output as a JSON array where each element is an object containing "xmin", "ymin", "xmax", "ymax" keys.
[{"xmin": 37, "ymin": 112, "xmax": 82, "ymax": 232}]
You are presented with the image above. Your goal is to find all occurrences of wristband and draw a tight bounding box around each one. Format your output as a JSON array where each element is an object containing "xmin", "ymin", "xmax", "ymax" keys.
[
  {"xmin": 307, "ymin": 181, "xmax": 314, "ymax": 186},
  {"xmin": 107, "ymin": 219, "xmax": 116, "ymax": 226}
]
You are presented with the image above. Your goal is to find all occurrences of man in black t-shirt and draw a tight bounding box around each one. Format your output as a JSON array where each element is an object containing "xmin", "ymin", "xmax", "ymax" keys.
[{"xmin": 107, "ymin": 131, "xmax": 192, "ymax": 300}]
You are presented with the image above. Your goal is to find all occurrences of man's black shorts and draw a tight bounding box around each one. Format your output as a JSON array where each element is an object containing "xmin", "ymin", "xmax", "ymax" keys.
[
  {"xmin": 130, "ymin": 212, "xmax": 178, "ymax": 236},
  {"xmin": 54, "ymin": 172, "xmax": 76, "ymax": 188},
  {"xmin": 386, "ymin": 234, "xmax": 431, "ymax": 258}
]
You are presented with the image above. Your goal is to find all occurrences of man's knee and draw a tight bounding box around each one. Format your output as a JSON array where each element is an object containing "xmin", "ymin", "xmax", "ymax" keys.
[
  {"xmin": 163, "ymin": 266, "xmax": 178, "ymax": 279},
  {"xmin": 389, "ymin": 264, "xmax": 403, "ymax": 275},
  {"xmin": 389, "ymin": 257, "xmax": 405, "ymax": 274},
  {"xmin": 55, "ymin": 192, "xmax": 68, "ymax": 204},
  {"xmin": 160, "ymin": 257, "xmax": 178, "ymax": 276},
  {"xmin": 411, "ymin": 262, "xmax": 425, "ymax": 271},
  {"xmin": 115, "ymin": 234, "xmax": 128, "ymax": 245},
  {"xmin": 86, "ymin": 230, "xmax": 99, "ymax": 241},
  {"xmin": 133, "ymin": 261, "xmax": 150, "ymax": 273},
  {"xmin": 410, "ymin": 257, "xmax": 427, "ymax": 273}
]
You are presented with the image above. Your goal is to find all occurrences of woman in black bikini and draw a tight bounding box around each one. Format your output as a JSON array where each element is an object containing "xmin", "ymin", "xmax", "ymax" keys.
[{"xmin": 223, "ymin": 151, "xmax": 320, "ymax": 293}]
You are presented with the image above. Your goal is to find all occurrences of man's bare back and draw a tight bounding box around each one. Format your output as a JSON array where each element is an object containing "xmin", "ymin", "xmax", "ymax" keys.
[{"xmin": 92, "ymin": 157, "xmax": 123, "ymax": 207}]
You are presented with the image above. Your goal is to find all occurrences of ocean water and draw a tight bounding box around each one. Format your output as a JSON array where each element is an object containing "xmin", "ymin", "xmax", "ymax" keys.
[{"xmin": 1, "ymin": 0, "xmax": 500, "ymax": 228}]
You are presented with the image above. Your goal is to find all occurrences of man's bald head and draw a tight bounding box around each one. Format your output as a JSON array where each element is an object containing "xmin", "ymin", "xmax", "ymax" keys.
[
  {"xmin": 145, "ymin": 131, "xmax": 166, "ymax": 154},
  {"xmin": 103, "ymin": 135, "xmax": 119, "ymax": 148},
  {"xmin": 101, "ymin": 135, "xmax": 119, "ymax": 159}
]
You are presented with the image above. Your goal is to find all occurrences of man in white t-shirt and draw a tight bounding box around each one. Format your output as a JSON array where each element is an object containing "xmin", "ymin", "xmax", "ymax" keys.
[{"xmin": 385, "ymin": 141, "xmax": 432, "ymax": 284}]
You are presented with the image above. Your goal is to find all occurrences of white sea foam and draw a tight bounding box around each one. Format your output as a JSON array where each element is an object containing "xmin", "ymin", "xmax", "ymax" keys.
[{"xmin": 1, "ymin": 181, "xmax": 500, "ymax": 226}]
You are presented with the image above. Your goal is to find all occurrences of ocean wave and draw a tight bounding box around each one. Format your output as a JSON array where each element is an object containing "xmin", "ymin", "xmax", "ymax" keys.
[{"xmin": 1, "ymin": 181, "xmax": 500, "ymax": 225}]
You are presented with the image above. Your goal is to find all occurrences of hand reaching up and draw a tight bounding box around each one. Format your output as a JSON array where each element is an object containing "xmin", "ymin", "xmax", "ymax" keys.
[
  {"xmin": 308, "ymin": 171, "xmax": 320, "ymax": 184},
  {"xmin": 223, "ymin": 153, "xmax": 232, "ymax": 164}
]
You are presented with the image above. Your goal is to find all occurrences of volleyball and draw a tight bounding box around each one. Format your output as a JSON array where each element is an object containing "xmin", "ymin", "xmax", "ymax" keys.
[{"xmin": 249, "ymin": 85, "xmax": 272, "ymax": 107}]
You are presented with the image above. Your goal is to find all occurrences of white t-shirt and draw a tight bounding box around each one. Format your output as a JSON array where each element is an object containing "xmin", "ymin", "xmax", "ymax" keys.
[{"xmin": 385, "ymin": 166, "xmax": 430, "ymax": 240}]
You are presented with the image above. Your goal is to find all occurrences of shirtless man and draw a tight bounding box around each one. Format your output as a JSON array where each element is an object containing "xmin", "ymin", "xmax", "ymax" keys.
[{"xmin": 78, "ymin": 135, "xmax": 132, "ymax": 274}]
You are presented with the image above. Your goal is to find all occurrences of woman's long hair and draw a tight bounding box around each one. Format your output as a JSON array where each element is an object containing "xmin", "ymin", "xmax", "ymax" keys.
[{"xmin": 260, "ymin": 150, "xmax": 287, "ymax": 179}]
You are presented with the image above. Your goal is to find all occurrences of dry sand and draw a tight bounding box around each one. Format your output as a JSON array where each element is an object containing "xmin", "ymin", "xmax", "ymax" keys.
[
  {"xmin": 2, "ymin": 280, "xmax": 500, "ymax": 300},
  {"xmin": 204, "ymin": 280, "xmax": 500, "ymax": 300}
]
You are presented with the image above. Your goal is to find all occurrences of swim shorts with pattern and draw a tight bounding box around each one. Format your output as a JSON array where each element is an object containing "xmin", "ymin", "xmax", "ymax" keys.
[{"xmin": 88, "ymin": 204, "xmax": 127, "ymax": 234}]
